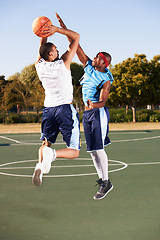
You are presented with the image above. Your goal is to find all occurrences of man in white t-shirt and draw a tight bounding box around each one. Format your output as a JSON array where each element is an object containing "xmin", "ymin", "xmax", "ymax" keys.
[{"xmin": 32, "ymin": 19, "xmax": 80, "ymax": 186}]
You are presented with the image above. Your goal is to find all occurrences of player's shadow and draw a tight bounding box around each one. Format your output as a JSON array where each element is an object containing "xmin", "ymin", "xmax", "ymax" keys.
[{"xmin": 0, "ymin": 144, "xmax": 10, "ymax": 146}]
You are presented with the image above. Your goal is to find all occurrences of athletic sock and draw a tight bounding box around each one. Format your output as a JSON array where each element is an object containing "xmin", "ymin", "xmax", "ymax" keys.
[
  {"xmin": 97, "ymin": 149, "xmax": 108, "ymax": 181},
  {"xmin": 90, "ymin": 151, "xmax": 103, "ymax": 179},
  {"xmin": 53, "ymin": 149, "xmax": 56, "ymax": 161},
  {"xmin": 90, "ymin": 149, "xmax": 108, "ymax": 181}
]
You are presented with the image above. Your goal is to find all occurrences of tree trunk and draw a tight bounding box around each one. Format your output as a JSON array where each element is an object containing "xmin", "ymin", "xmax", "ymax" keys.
[
  {"xmin": 17, "ymin": 105, "xmax": 21, "ymax": 114},
  {"xmin": 126, "ymin": 105, "xmax": 128, "ymax": 115},
  {"xmin": 131, "ymin": 99, "xmax": 136, "ymax": 122}
]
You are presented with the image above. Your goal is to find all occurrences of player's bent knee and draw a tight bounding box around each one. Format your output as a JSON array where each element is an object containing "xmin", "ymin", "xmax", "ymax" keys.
[{"xmin": 71, "ymin": 149, "xmax": 79, "ymax": 159}]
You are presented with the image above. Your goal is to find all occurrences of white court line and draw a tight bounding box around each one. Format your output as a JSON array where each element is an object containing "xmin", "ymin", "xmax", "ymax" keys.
[
  {"xmin": 0, "ymin": 135, "xmax": 21, "ymax": 143},
  {"xmin": 112, "ymin": 135, "xmax": 160, "ymax": 143},
  {"xmin": 0, "ymin": 159, "xmax": 160, "ymax": 178},
  {"xmin": 10, "ymin": 142, "xmax": 66, "ymax": 146},
  {"xmin": 0, "ymin": 159, "xmax": 128, "ymax": 178},
  {"xmin": 109, "ymin": 132, "xmax": 148, "ymax": 134},
  {"xmin": 3, "ymin": 135, "xmax": 160, "ymax": 146},
  {"xmin": 0, "ymin": 163, "xmax": 125, "ymax": 170},
  {"xmin": 0, "ymin": 159, "xmax": 36, "ymax": 168},
  {"xmin": 128, "ymin": 162, "xmax": 160, "ymax": 165}
]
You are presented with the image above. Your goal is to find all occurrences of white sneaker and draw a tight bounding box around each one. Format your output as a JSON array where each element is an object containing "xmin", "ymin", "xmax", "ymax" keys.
[
  {"xmin": 32, "ymin": 163, "xmax": 43, "ymax": 186},
  {"xmin": 42, "ymin": 146, "xmax": 56, "ymax": 174}
]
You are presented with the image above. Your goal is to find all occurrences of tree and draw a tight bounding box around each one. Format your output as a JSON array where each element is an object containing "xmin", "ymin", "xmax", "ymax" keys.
[
  {"xmin": 0, "ymin": 75, "xmax": 6, "ymax": 104},
  {"xmin": 70, "ymin": 62, "xmax": 84, "ymax": 111},
  {"xmin": 110, "ymin": 54, "xmax": 150, "ymax": 122},
  {"xmin": 2, "ymin": 76, "xmax": 31, "ymax": 113},
  {"xmin": 20, "ymin": 64, "xmax": 44, "ymax": 112},
  {"xmin": 70, "ymin": 62, "xmax": 84, "ymax": 87},
  {"xmin": 148, "ymin": 55, "xmax": 160, "ymax": 106},
  {"xmin": 20, "ymin": 64, "xmax": 39, "ymax": 88},
  {"xmin": 0, "ymin": 75, "xmax": 7, "ymax": 122}
]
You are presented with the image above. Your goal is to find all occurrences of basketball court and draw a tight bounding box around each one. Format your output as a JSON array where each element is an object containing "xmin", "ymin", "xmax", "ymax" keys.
[{"xmin": 0, "ymin": 130, "xmax": 160, "ymax": 240}]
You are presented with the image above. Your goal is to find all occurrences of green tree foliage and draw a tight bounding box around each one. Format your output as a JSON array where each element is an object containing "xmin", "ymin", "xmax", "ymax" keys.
[
  {"xmin": 1, "ymin": 54, "xmax": 159, "ymax": 123},
  {"xmin": 109, "ymin": 54, "xmax": 155, "ymax": 122},
  {"xmin": 0, "ymin": 75, "xmax": 6, "ymax": 104},
  {"xmin": 148, "ymin": 55, "xmax": 160, "ymax": 105},
  {"xmin": 20, "ymin": 64, "xmax": 39, "ymax": 87},
  {"xmin": 2, "ymin": 74, "xmax": 31, "ymax": 112},
  {"xmin": 19, "ymin": 64, "xmax": 44, "ymax": 112},
  {"xmin": 70, "ymin": 62, "xmax": 84, "ymax": 86},
  {"xmin": 70, "ymin": 62, "xmax": 84, "ymax": 110}
]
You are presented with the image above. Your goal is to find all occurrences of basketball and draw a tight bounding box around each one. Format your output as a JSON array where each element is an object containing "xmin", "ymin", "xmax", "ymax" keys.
[{"xmin": 32, "ymin": 16, "xmax": 52, "ymax": 37}]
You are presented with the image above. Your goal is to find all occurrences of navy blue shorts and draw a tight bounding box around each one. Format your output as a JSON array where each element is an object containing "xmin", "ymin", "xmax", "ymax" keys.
[
  {"xmin": 83, "ymin": 106, "xmax": 111, "ymax": 152},
  {"xmin": 41, "ymin": 104, "xmax": 81, "ymax": 150}
]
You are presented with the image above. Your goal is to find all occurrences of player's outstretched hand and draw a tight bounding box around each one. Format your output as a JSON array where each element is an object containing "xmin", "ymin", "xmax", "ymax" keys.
[
  {"xmin": 87, "ymin": 99, "xmax": 94, "ymax": 109},
  {"xmin": 55, "ymin": 12, "xmax": 67, "ymax": 29}
]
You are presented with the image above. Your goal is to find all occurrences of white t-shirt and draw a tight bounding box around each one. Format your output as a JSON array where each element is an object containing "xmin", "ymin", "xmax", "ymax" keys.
[{"xmin": 36, "ymin": 59, "xmax": 73, "ymax": 107}]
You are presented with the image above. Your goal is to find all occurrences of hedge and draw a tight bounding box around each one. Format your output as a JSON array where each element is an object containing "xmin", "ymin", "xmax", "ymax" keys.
[
  {"xmin": 0, "ymin": 113, "xmax": 42, "ymax": 124},
  {"xmin": 0, "ymin": 109, "xmax": 159, "ymax": 124}
]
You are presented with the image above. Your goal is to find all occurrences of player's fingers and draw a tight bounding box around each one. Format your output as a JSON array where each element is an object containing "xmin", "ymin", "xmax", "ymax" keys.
[{"xmin": 55, "ymin": 12, "xmax": 60, "ymax": 18}]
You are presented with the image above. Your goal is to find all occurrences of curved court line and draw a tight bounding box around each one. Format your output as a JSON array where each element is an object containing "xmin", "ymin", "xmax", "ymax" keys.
[
  {"xmin": 0, "ymin": 163, "xmax": 126, "ymax": 170},
  {"xmin": 0, "ymin": 158, "xmax": 93, "ymax": 168},
  {"xmin": 0, "ymin": 159, "xmax": 36, "ymax": 168},
  {"xmin": 0, "ymin": 159, "xmax": 160, "ymax": 178},
  {"xmin": 0, "ymin": 159, "xmax": 127, "ymax": 178}
]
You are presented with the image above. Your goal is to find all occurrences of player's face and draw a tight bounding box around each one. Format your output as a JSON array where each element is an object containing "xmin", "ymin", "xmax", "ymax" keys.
[
  {"xmin": 92, "ymin": 54, "xmax": 105, "ymax": 68},
  {"xmin": 49, "ymin": 45, "xmax": 59, "ymax": 60}
]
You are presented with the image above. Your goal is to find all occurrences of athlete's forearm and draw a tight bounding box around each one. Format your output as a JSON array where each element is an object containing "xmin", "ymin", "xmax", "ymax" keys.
[
  {"xmin": 56, "ymin": 27, "xmax": 80, "ymax": 42},
  {"xmin": 56, "ymin": 13, "xmax": 88, "ymax": 65},
  {"xmin": 87, "ymin": 99, "xmax": 106, "ymax": 109},
  {"xmin": 35, "ymin": 37, "xmax": 47, "ymax": 64}
]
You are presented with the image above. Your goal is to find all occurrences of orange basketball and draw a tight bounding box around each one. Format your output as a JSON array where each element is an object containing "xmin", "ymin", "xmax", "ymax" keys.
[{"xmin": 32, "ymin": 16, "xmax": 52, "ymax": 37}]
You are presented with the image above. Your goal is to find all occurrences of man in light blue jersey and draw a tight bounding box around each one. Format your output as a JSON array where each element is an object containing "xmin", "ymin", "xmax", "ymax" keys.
[{"xmin": 56, "ymin": 13, "xmax": 114, "ymax": 200}]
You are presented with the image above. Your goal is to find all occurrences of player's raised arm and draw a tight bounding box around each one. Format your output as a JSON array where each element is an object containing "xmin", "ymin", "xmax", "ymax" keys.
[
  {"xmin": 44, "ymin": 24, "xmax": 80, "ymax": 70},
  {"xmin": 35, "ymin": 37, "xmax": 47, "ymax": 65},
  {"xmin": 57, "ymin": 27, "xmax": 80, "ymax": 69},
  {"xmin": 56, "ymin": 12, "xmax": 89, "ymax": 66}
]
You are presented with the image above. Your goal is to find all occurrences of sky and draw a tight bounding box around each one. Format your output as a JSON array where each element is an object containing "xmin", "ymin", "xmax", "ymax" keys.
[{"xmin": 1, "ymin": 0, "xmax": 160, "ymax": 79}]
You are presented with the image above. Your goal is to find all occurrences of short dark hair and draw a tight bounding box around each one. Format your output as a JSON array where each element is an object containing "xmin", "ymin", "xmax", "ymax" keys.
[{"xmin": 39, "ymin": 42, "xmax": 53, "ymax": 61}]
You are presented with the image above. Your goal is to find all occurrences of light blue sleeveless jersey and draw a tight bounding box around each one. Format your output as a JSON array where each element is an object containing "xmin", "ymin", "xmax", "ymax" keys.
[{"xmin": 80, "ymin": 60, "xmax": 114, "ymax": 106}]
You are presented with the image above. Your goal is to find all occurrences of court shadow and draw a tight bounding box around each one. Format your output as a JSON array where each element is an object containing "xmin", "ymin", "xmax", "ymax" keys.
[{"xmin": 0, "ymin": 144, "xmax": 10, "ymax": 146}]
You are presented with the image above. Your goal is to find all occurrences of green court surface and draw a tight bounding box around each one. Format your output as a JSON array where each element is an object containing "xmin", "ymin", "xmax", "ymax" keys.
[{"xmin": 0, "ymin": 130, "xmax": 160, "ymax": 240}]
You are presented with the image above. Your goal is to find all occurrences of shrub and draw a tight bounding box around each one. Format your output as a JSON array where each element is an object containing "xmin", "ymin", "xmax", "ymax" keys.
[
  {"xmin": 149, "ymin": 114, "xmax": 160, "ymax": 122},
  {"xmin": 0, "ymin": 108, "xmax": 159, "ymax": 124},
  {"xmin": 1, "ymin": 113, "xmax": 42, "ymax": 124}
]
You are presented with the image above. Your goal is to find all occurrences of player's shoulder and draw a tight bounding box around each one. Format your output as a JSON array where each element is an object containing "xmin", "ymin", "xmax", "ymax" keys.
[
  {"xmin": 84, "ymin": 59, "xmax": 92, "ymax": 70},
  {"xmin": 105, "ymin": 68, "xmax": 114, "ymax": 83},
  {"xmin": 36, "ymin": 58, "xmax": 45, "ymax": 65}
]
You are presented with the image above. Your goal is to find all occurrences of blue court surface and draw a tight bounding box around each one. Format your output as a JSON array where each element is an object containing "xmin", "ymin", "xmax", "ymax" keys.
[{"xmin": 0, "ymin": 130, "xmax": 160, "ymax": 240}]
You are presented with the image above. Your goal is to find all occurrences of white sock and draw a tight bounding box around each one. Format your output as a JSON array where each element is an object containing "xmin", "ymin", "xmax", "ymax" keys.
[
  {"xmin": 35, "ymin": 162, "xmax": 43, "ymax": 170},
  {"xmin": 53, "ymin": 149, "xmax": 56, "ymax": 161},
  {"xmin": 90, "ymin": 151, "xmax": 102, "ymax": 179},
  {"xmin": 90, "ymin": 149, "xmax": 108, "ymax": 181}
]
